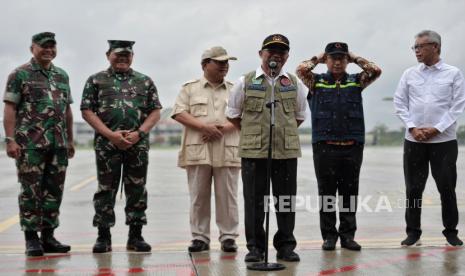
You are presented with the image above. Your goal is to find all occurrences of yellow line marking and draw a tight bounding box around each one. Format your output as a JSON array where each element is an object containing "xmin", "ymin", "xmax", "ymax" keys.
[
  {"xmin": 0, "ymin": 215, "xmax": 19, "ymax": 233},
  {"xmin": 69, "ymin": 176, "xmax": 96, "ymax": 192},
  {"xmin": 0, "ymin": 176, "xmax": 96, "ymax": 233}
]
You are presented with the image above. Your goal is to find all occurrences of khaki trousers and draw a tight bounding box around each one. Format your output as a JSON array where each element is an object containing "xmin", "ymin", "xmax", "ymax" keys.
[{"xmin": 186, "ymin": 165, "xmax": 240, "ymax": 243}]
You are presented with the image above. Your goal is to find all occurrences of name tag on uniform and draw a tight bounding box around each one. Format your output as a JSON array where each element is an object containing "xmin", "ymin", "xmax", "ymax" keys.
[
  {"xmin": 247, "ymin": 84, "xmax": 266, "ymax": 91},
  {"xmin": 279, "ymin": 85, "xmax": 296, "ymax": 92}
]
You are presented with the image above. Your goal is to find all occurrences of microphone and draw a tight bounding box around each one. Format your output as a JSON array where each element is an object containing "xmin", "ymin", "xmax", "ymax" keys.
[{"xmin": 268, "ymin": 60, "xmax": 277, "ymax": 69}]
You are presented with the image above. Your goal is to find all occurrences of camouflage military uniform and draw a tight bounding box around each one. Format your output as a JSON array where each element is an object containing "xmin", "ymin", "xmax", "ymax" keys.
[
  {"xmin": 3, "ymin": 58, "xmax": 73, "ymax": 231},
  {"xmin": 80, "ymin": 67, "xmax": 162, "ymax": 227}
]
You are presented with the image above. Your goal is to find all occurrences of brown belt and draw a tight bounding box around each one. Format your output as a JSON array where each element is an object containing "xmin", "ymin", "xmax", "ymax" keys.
[{"xmin": 325, "ymin": 140, "xmax": 355, "ymax": 146}]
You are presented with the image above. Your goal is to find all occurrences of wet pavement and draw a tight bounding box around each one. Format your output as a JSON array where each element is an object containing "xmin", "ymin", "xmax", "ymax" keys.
[{"xmin": 0, "ymin": 147, "xmax": 464, "ymax": 275}]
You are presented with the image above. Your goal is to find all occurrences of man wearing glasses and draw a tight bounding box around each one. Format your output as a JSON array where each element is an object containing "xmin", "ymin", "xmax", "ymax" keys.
[
  {"xmin": 394, "ymin": 30, "xmax": 465, "ymax": 247},
  {"xmin": 227, "ymin": 34, "xmax": 307, "ymax": 262},
  {"xmin": 172, "ymin": 46, "xmax": 240, "ymax": 253},
  {"xmin": 297, "ymin": 43, "xmax": 381, "ymax": 251}
]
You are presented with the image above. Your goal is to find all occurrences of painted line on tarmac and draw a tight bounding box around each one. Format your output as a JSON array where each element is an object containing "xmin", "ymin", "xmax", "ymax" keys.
[
  {"xmin": 69, "ymin": 175, "xmax": 97, "ymax": 192},
  {"xmin": 0, "ymin": 215, "xmax": 19, "ymax": 233},
  {"xmin": 0, "ymin": 176, "xmax": 96, "ymax": 233},
  {"xmin": 309, "ymin": 246, "xmax": 462, "ymax": 275},
  {"xmin": 1, "ymin": 266, "xmax": 194, "ymax": 275}
]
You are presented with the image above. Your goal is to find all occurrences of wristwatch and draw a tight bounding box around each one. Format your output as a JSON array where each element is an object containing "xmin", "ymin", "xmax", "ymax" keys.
[
  {"xmin": 4, "ymin": 136, "xmax": 15, "ymax": 144},
  {"xmin": 137, "ymin": 129, "xmax": 148, "ymax": 140}
]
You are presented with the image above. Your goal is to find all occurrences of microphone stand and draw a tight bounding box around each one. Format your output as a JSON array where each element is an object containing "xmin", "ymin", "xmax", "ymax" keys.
[{"xmin": 247, "ymin": 64, "xmax": 286, "ymax": 271}]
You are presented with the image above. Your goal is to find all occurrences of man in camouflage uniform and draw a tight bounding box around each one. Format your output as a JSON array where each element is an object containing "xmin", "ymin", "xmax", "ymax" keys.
[
  {"xmin": 3, "ymin": 32, "xmax": 74, "ymax": 256},
  {"xmin": 81, "ymin": 40, "xmax": 162, "ymax": 253}
]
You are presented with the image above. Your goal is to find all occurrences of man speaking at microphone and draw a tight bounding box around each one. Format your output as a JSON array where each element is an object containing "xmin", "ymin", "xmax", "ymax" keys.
[{"xmin": 227, "ymin": 34, "xmax": 307, "ymax": 262}]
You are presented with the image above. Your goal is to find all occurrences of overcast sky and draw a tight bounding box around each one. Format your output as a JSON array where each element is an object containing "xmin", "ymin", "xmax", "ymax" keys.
[{"xmin": 1, "ymin": 0, "xmax": 465, "ymax": 130}]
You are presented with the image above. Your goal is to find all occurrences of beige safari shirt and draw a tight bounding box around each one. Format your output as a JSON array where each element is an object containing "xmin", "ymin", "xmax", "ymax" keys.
[{"xmin": 172, "ymin": 77, "xmax": 241, "ymax": 168}]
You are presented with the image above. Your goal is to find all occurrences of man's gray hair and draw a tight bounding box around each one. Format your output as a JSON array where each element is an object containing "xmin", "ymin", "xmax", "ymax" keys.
[{"xmin": 415, "ymin": 30, "xmax": 441, "ymax": 54}]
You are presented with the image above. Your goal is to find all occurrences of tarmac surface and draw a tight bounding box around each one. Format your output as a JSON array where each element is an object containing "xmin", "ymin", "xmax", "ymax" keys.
[{"xmin": 0, "ymin": 147, "xmax": 464, "ymax": 275}]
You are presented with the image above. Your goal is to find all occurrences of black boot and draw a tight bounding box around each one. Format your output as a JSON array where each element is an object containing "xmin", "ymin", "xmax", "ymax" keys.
[
  {"xmin": 41, "ymin": 228, "xmax": 71, "ymax": 253},
  {"xmin": 93, "ymin": 227, "xmax": 112, "ymax": 253},
  {"xmin": 127, "ymin": 225, "xmax": 151, "ymax": 252},
  {"xmin": 25, "ymin": 231, "xmax": 44, "ymax": 257}
]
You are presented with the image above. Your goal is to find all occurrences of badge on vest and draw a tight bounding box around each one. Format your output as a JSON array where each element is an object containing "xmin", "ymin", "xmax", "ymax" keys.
[
  {"xmin": 252, "ymin": 77, "xmax": 263, "ymax": 85},
  {"xmin": 247, "ymin": 84, "xmax": 266, "ymax": 91},
  {"xmin": 279, "ymin": 85, "xmax": 296, "ymax": 92}
]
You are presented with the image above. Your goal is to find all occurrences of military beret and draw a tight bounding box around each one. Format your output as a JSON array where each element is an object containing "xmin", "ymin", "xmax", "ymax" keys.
[
  {"xmin": 107, "ymin": 40, "xmax": 135, "ymax": 53},
  {"xmin": 32, "ymin": 32, "xmax": 56, "ymax": 46},
  {"xmin": 262, "ymin": 34, "xmax": 290, "ymax": 51},
  {"xmin": 325, "ymin": 42, "xmax": 349, "ymax": 55}
]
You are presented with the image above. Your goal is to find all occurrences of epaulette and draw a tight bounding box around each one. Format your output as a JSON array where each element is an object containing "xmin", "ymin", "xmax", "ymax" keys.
[
  {"xmin": 226, "ymin": 80, "xmax": 234, "ymax": 86},
  {"xmin": 182, "ymin": 79, "xmax": 200, "ymax": 87}
]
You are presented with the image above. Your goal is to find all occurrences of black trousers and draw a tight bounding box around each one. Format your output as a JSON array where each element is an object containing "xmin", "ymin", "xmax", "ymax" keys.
[
  {"xmin": 403, "ymin": 139, "xmax": 459, "ymax": 238},
  {"xmin": 312, "ymin": 142, "xmax": 364, "ymax": 241},
  {"xmin": 242, "ymin": 158, "xmax": 297, "ymax": 252}
]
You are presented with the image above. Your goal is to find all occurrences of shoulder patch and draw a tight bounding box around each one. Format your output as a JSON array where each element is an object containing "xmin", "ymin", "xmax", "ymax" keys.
[{"xmin": 182, "ymin": 79, "xmax": 200, "ymax": 87}]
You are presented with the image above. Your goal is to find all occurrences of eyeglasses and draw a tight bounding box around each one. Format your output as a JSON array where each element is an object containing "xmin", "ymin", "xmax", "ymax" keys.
[{"xmin": 411, "ymin": 42, "xmax": 435, "ymax": 51}]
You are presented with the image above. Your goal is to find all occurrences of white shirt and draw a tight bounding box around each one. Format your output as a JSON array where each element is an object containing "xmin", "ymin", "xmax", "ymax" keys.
[
  {"xmin": 226, "ymin": 66, "xmax": 307, "ymax": 120},
  {"xmin": 393, "ymin": 60, "xmax": 465, "ymax": 143}
]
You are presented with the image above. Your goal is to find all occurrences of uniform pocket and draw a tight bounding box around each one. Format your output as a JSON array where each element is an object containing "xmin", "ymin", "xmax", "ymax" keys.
[
  {"xmin": 25, "ymin": 81, "xmax": 49, "ymax": 102},
  {"xmin": 281, "ymin": 91, "xmax": 297, "ymax": 113},
  {"xmin": 432, "ymin": 78, "xmax": 453, "ymax": 101},
  {"xmin": 284, "ymin": 127, "xmax": 300, "ymax": 149},
  {"xmin": 240, "ymin": 125, "xmax": 261, "ymax": 149},
  {"xmin": 318, "ymin": 92, "xmax": 333, "ymax": 104},
  {"xmin": 314, "ymin": 111, "xmax": 332, "ymax": 133},
  {"xmin": 100, "ymin": 90, "xmax": 119, "ymax": 108},
  {"xmin": 185, "ymin": 143, "xmax": 207, "ymax": 161},
  {"xmin": 190, "ymin": 97, "xmax": 208, "ymax": 116},
  {"xmin": 224, "ymin": 133, "xmax": 240, "ymax": 163},
  {"xmin": 244, "ymin": 91, "xmax": 265, "ymax": 112},
  {"xmin": 127, "ymin": 91, "xmax": 147, "ymax": 108},
  {"xmin": 347, "ymin": 110, "xmax": 364, "ymax": 131},
  {"xmin": 345, "ymin": 92, "xmax": 362, "ymax": 103}
]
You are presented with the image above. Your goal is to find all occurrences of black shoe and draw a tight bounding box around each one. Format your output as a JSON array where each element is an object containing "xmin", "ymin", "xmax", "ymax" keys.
[
  {"xmin": 41, "ymin": 229, "xmax": 71, "ymax": 253},
  {"xmin": 341, "ymin": 239, "xmax": 361, "ymax": 251},
  {"xmin": 401, "ymin": 235, "xmax": 421, "ymax": 247},
  {"xmin": 188, "ymin": 239, "xmax": 209, "ymax": 252},
  {"xmin": 26, "ymin": 239, "xmax": 44, "ymax": 256},
  {"xmin": 25, "ymin": 231, "xmax": 43, "ymax": 257},
  {"xmin": 221, "ymin": 239, "xmax": 238, "ymax": 253},
  {"xmin": 244, "ymin": 248, "xmax": 264, "ymax": 262},
  {"xmin": 322, "ymin": 239, "xmax": 337, "ymax": 251},
  {"xmin": 93, "ymin": 227, "xmax": 112, "ymax": 253},
  {"xmin": 446, "ymin": 235, "xmax": 463, "ymax": 246},
  {"xmin": 127, "ymin": 225, "xmax": 151, "ymax": 252},
  {"xmin": 277, "ymin": 248, "xmax": 300, "ymax": 262}
]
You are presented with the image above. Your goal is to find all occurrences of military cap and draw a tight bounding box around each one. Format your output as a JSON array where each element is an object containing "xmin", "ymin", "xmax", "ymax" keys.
[
  {"xmin": 107, "ymin": 40, "xmax": 135, "ymax": 53},
  {"xmin": 325, "ymin": 42, "xmax": 349, "ymax": 55},
  {"xmin": 262, "ymin": 34, "xmax": 290, "ymax": 51},
  {"xmin": 201, "ymin": 46, "xmax": 237, "ymax": 61},
  {"xmin": 32, "ymin": 32, "xmax": 56, "ymax": 46}
]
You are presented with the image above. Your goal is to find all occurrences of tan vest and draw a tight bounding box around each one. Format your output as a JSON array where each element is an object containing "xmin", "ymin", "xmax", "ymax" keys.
[{"xmin": 239, "ymin": 71, "xmax": 301, "ymax": 159}]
